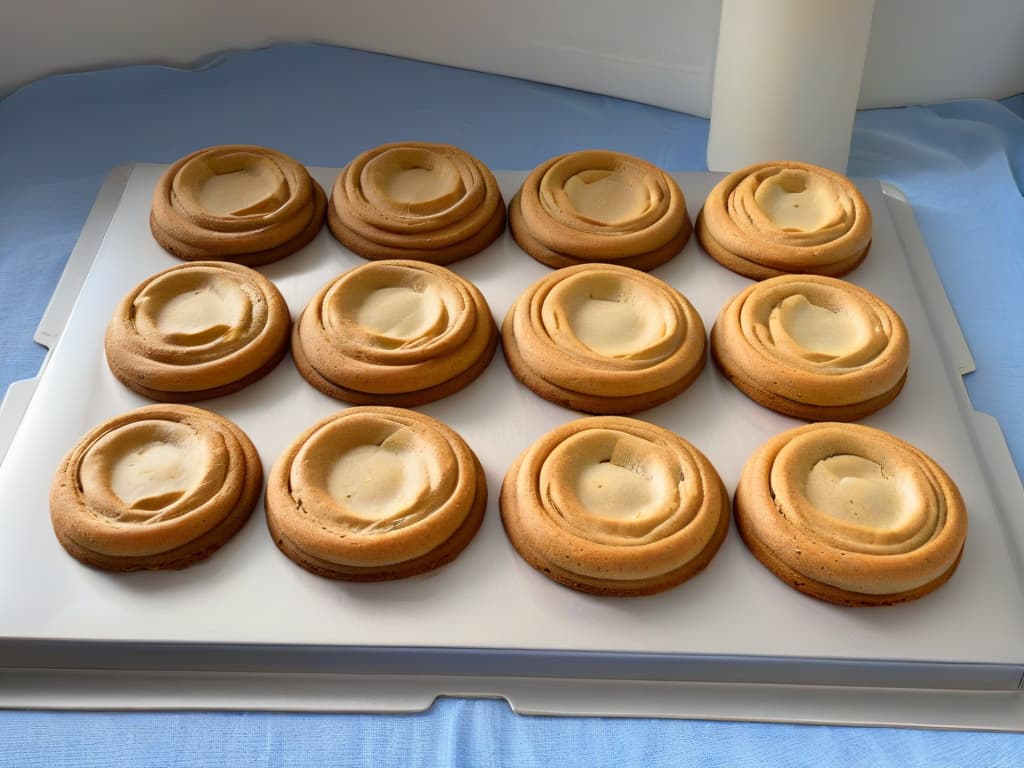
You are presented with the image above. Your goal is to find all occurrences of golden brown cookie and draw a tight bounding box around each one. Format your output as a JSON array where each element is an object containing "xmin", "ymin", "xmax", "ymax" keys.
[
  {"xmin": 49, "ymin": 404, "xmax": 262, "ymax": 571},
  {"xmin": 711, "ymin": 274, "xmax": 909, "ymax": 421},
  {"xmin": 697, "ymin": 161, "xmax": 872, "ymax": 280},
  {"xmin": 734, "ymin": 423, "xmax": 967, "ymax": 606},
  {"xmin": 502, "ymin": 264, "xmax": 706, "ymax": 414},
  {"xmin": 501, "ymin": 417, "xmax": 728, "ymax": 596},
  {"xmin": 293, "ymin": 260, "xmax": 497, "ymax": 406},
  {"xmin": 327, "ymin": 142, "xmax": 505, "ymax": 264},
  {"xmin": 105, "ymin": 261, "xmax": 291, "ymax": 402},
  {"xmin": 151, "ymin": 144, "xmax": 326, "ymax": 266},
  {"xmin": 509, "ymin": 150, "xmax": 691, "ymax": 271},
  {"xmin": 265, "ymin": 407, "xmax": 486, "ymax": 581}
]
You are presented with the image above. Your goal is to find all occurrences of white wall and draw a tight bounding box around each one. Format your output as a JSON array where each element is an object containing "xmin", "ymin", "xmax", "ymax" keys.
[
  {"xmin": 2, "ymin": 0, "xmax": 1022, "ymax": 113},
  {"xmin": 861, "ymin": 0, "xmax": 1024, "ymax": 108}
]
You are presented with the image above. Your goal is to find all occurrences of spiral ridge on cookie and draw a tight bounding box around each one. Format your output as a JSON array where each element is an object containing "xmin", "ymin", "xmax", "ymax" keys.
[
  {"xmin": 711, "ymin": 274, "xmax": 908, "ymax": 421},
  {"xmin": 501, "ymin": 417, "xmax": 728, "ymax": 596},
  {"xmin": 150, "ymin": 144, "xmax": 326, "ymax": 266},
  {"xmin": 327, "ymin": 142, "xmax": 506, "ymax": 265},
  {"xmin": 697, "ymin": 161, "xmax": 872, "ymax": 280},
  {"xmin": 105, "ymin": 261, "xmax": 291, "ymax": 402},
  {"xmin": 734, "ymin": 423, "xmax": 967, "ymax": 605},
  {"xmin": 509, "ymin": 150, "xmax": 692, "ymax": 271},
  {"xmin": 502, "ymin": 264, "xmax": 706, "ymax": 414},
  {"xmin": 266, "ymin": 407, "xmax": 486, "ymax": 580},
  {"xmin": 49, "ymin": 404, "xmax": 262, "ymax": 571},
  {"xmin": 293, "ymin": 260, "xmax": 497, "ymax": 406}
]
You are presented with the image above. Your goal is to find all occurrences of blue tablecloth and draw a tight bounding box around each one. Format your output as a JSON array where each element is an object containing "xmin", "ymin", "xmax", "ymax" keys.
[{"xmin": 1, "ymin": 44, "xmax": 1022, "ymax": 766}]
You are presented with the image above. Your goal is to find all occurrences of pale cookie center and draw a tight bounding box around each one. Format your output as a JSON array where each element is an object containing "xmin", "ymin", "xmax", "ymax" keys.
[
  {"xmin": 805, "ymin": 455, "xmax": 908, "ymax": 530},
  {"xmin": 547, "ymin": 430, "xmax": 678, "ymax": 527},
  {"xmin": 754, "ymin": 170, "xmax": 837, "ymax": 231},
  {"xmin": 198, "ymin": 166, "xmax": 281, "ymax": 216},
  {"xmin": 326, "ymin": 445, "xmax": 429, "ymax": 521},
  {"xmin": 356, "ymin": 286, "xmax": 444, "ymax": 340},
  {"xmin": 568, "ymin": 295, "xmax": 660, "ymax": 357},
  {"xmin": 774, "ymin": 294, "xmax": 867, "ymax": 357},
  {"xmin": 94, "ymin": 424, "xmax": 209, "ymax": 511},
  {"xmin": 384, "ymin": 167, "xmax": 454, "ymax": 204},
  {"xmin": 146, "ymin": 278, "xmax": 249, "ymax": 344},
  {"xmin": 564, "ymin": 169, "xmax": 648, "ymax": 225},
  {"xmin": 575, "ymin": 461, "xmax": 659, "ymax": 520}
]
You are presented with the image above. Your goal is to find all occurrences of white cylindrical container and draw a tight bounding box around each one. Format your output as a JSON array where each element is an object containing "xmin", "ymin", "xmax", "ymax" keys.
[{"xmin": 706, "ymin": 0, "xmax": 875, "ymax": 173}]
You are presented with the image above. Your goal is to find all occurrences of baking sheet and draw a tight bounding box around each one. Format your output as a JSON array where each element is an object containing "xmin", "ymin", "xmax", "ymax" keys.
[{"xmin": 1, "ymin": 166, "xmax": 1022, "ymax": 727}]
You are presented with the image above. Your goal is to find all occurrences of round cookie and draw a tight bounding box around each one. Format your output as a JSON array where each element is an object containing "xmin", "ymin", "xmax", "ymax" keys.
[
  {"xmin": 697, "ymin": 160, "xmax": 872, "ymax": 280},
  {"xmin": 710, "ymin": 274, "xmax": 909, "ymax": 421},
  {"xmin": 502, "ymin": 263, "xmax": 706, "ymax": 414},
  {"xmin": 293, "ymin": 260, "xmax": 497, "ymax": 406},
  {"xmin": 509, "ymin": 150, "xmax": 691, "ymax": 271},
  {"xmin": 265, "ymin": 407, "xmax": 486, "ymax": 581},
  {"xmin": 501, "ymin": 416, "xmax": 728, "ymax": 596},
  {"xmin": 105, "ymin": 261, "xmax": 291, "ymax": 402},
  {"xmin": 328, "ymin": 142, "xmax": 506, "ymax": 265},
  {"xmin": 50, "ymin": 404, "xmax": 262, "ymax": 571},
  {"xmin": 151, "ymin": 144, "xmax": 326, "ymax": 266},
  {"xmin": 734, "ymin": 422, "xmax": 967, "ymax": 606}
]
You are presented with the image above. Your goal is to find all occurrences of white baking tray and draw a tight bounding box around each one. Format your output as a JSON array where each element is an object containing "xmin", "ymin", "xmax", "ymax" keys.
[{"xmin": 1, "ymin": 166, "xmax": 1022, "ymax": 730}]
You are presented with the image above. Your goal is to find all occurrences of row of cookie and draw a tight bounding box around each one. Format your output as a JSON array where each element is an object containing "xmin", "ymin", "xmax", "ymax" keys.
[
  {"xmin": 151, "ymin": 143, "xmax": 872, "ymax": 279},
  {"xmin": 107, "ymin": 259, "xmax": 909, "ymax": 421},
  {"xmin": 51, "ymin": 404, "xmax": 965, "ymax": 607}
]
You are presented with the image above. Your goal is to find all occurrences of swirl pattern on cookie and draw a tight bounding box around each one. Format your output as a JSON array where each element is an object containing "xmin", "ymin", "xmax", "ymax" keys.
[
  {"xmin": 697, "ymin": 161, "xmax": 872, "ymax": 279},
  {"xmin": 151, "ymin": 145, "xmax": 326, "ymax": 266},
  {"xmin": 509, "ymin": 150, "xmax": 691, "ymax": 271},
  {"xmin": 502, "ymin": 264, "xmax": 706, "ymax": 414},
  {"xmin": 501, "ymin": 417, "xmax": 728, "ymax": 595},
  {"xmin": 266, "ymin": 407, "xmax": 486, "ymax": 580},
  {"xmin": 105, "ymin": 262, "xmax": 291, "ymax": 401},
  {"xmin": 328, "ymin": 142, "xmax": 506, "ymax": 265},
  {"xmin": 293, "ymin": 260, "xmax": 497, "ymax": 406},
  {"xmin": 711, "ymin": 274, "xmax": 908, "ymax": 421},
  {"xmin": 50, "ymin": 405, "xmax": 262, "ymax": 571},
  {"xmin": 734, "ymin": 423, "xmax": 967, "ymax": 605}
]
